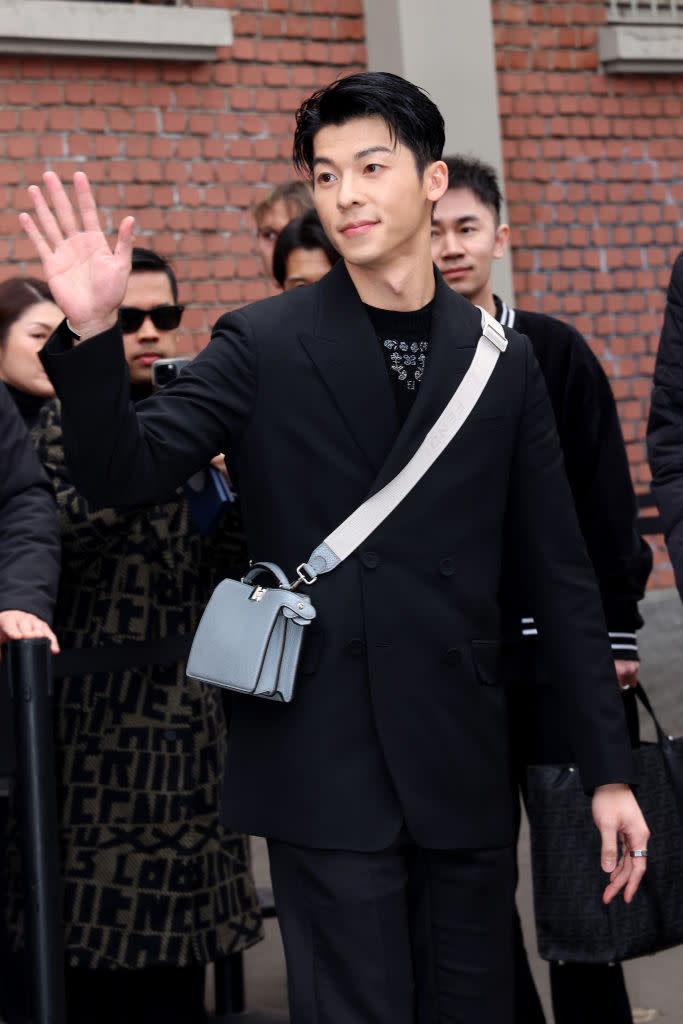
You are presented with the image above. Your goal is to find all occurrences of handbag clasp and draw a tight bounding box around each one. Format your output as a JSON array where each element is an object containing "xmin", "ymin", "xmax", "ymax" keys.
[{"xmin": 289, "ymin": 563, "xmax": 318, "ymax": 590}]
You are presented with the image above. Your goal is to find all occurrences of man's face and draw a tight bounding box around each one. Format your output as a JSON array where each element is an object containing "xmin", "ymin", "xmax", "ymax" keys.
[
  {"xmin": 430, "ymin": 187, "xmax": 509, "ymax": 306},
  {"xmin": 256, "ymin": 199, "xmax": 294, "ymax": 279},
  {"xmin": 120, "ymin": 270, "xmax": 179, "ymax": 386},
  {"xmin": 283, "ymin": 246, "xmax": 333, "ymax": 290},
  {"xmin": 312, "ymin": 116, "xmax": 445, "ymax": 275}
]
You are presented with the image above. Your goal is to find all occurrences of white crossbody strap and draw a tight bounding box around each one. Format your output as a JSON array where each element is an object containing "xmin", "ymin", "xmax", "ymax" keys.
[{"xmin": 295, "ymin": 308, "xmax": 507, "ymax": 585}]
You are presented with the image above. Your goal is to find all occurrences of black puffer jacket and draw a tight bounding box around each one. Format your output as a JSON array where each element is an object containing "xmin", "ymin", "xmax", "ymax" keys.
[
  {"xmin": 0, "ymin": 382, "xmax": 60, "ymax": 624},
  {"xmin": 0, "ymin": 382, "xmax": 60, "ymax": 774},
  {"xmin": 647, "ymin": 250, "xmax": 683, "ymax": 599}
]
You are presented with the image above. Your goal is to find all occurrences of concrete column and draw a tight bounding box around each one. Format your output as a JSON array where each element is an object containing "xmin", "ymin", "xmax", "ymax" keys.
[{"xmin": 363, "ymin": 0, "xmax": 514, "ymax": 304}]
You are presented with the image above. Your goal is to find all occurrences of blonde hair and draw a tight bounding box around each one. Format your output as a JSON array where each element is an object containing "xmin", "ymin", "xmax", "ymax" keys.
[{"xmin": 252, "ymin": 180, "xmax": 314, "ymax": 226}]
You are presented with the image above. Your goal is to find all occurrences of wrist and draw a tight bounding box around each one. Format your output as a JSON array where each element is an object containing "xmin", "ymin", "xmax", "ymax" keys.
[{"xmin": 66, "ymin": 314, "xmax": 118, "ymax": 342}]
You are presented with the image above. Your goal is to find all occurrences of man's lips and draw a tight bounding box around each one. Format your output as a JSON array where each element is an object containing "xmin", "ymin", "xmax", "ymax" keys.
[
  {"xmin": 442, "ymin": 266, "xmax": 470, "ymax": 279},
  {"xmin": 136, "ymin": 353, "xmax": 164, "ymax": 365},
  {"xmin": 340, "ymin": 220, "xmax": 378, "ymax": 237}
]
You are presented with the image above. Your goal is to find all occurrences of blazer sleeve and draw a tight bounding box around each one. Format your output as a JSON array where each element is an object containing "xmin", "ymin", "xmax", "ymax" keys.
[
  {"xmin": 0, "ymin": 385, "xmax": 60, "ymax": 623},
  {"xmin": 557, "ymin": 330, "xmax": 652, "ymax": 650},
  {"xmin": 39, "ymin": 313, "xmax": 258, "ymax": 509},
  {"xmin": 647, "ymin": 251, "xmax": 683, "ymax": 599},
  {"xmin": 508, "ymin": 340, "xmax": 636, "ymax": 791}
]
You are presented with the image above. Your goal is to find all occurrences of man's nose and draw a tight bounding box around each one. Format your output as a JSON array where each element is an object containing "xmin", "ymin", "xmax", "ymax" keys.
[
  {"xmin": 137, "ymin": 314, "xmax": 160, "ymax": 337},
  {"xmin": 439, "ymin": 230, "xmax": 463, "ymax": 257},
  {"xmin": 337, "ymin": 173, "xmax": 363, "ymax": 209}
]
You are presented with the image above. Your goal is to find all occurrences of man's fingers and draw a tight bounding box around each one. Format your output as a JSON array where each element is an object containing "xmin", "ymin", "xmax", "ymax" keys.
[
  {"xmin": 603, "ymin": 850, "xmax": 647, "ymax": 905},
  {"xmin": 44, "ymin": 170, "xmax": 81, "ymax": 238},
  {"xmin": 113, "ymin": 215, "xmax": 136, "ymax": 269},
  {"xmin": 18, "ymin": 210, "xmax": 54, "ymax": 263},
  {"xmin": 599, "ymin": 826, "xmax": 618, "ymax": 873},
  {"xmin": 27, "ymin": 182, "xmax": 65, "ymax": 250},
  {"xmin": 602, "ymin": 838, "xmax": 630, "ymax": 903},
  {"xmin": 73, "ymin": 171, "xmax": 104, "ymax": 235}
]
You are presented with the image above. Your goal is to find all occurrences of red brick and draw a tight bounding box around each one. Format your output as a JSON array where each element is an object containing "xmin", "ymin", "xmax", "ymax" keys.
[
  {"xmin": 254, "ymin": 89, "xmax": 279, "ymax": 112},
  {"xmin": 239, "ymin": 64, "xmax": 264, "ymax": 87},
  {"xmin": 110, "ymin": 111, "xmax": 135, "ymax": 132},
  {"xmin": 8, "ymin": 136, "xmax": 37, "ymax": 159},
  {"xmin": 126, "ymin": 137, "xmax": 149, "ymax": 159},
  {"xmin": 67, "ymin": 137, "xmax": 90, "ymax": 158},
  {"xmin": 120, "ymin": 86, "xmax": 147, "ymax": 108},
  {"xmin": 231, "ymin": 38, "xmax": 257, "ymax": 61},
  {"xmin": 188, "ymin": 114, "xmax": 215, "ymax": 135}
]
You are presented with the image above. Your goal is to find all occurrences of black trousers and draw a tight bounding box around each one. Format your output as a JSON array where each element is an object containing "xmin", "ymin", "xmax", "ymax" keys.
[{"xmin": 268, "ymin": 832, "xmax": 516, "ymax": 1024}]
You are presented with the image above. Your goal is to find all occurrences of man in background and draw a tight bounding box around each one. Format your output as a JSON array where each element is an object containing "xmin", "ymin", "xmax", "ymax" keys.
[
  {"xmin": 272, "ymin": 208, "xmax": 340, "ymax": 291},
  {"xmin": 431, "ymin": 155, "xmax": 652, "ymax": 1024},
  {"xmin": 252, "ymin": 179, "xmax": 314, "ymax": 283}
]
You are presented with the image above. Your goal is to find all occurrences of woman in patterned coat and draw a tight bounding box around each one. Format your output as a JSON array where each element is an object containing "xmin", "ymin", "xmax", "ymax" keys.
[{"xmin": 1, "ymin": 266, "xmax": 262, "ymax": 1024}]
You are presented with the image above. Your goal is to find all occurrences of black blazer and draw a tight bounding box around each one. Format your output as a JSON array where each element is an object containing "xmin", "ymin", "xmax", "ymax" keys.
[
  {"xmin": 42, "ymin": 262, "xmax": 635, "ymax": 850},
  {"xmin": 648, "ymin": 250, "xmax": 683, "ymax": 600}
]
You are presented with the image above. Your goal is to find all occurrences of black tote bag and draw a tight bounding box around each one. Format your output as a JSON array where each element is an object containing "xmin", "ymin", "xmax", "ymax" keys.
[{"xmin": 525, "ymin": 684, "xmax": 683, "ymax": 963}]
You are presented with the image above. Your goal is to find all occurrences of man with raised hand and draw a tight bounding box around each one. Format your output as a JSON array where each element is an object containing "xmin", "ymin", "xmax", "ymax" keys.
[{"xmin": 21, "ymin": 72, "xmax": 648, "ymax": 1024}]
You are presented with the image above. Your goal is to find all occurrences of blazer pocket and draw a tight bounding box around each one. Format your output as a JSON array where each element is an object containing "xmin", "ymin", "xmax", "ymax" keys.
[{"xmin": 471, "ymin": 640, "xmax": 501, "ymax": 686}]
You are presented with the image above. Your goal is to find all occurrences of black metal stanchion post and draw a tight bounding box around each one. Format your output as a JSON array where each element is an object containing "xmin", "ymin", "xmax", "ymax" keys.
[{"xmin": 8, "ymin": 638, "xmax": 65, "ymax": 1024}]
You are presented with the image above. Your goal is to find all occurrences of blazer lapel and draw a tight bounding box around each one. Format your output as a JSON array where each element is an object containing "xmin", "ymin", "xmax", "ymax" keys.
[
  {"xmin": 298, "ymin": 261, "xmax": 400, "ymax": 476},
  {"xmin": 367, "ymin": 272, "xmax": 486, "ymax": 495}
]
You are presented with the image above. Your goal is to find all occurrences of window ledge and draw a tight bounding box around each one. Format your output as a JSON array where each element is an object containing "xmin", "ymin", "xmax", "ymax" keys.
[
  {"xmin": 0, "ymin": 1, "xmax": 233, "ymax": 62},
  {"xmin": 599, "ymin": 23, "xmax": 683, "ymax": 73}
]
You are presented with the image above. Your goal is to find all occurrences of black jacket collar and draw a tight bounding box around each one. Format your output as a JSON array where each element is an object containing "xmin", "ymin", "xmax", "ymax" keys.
[{"xmin": 298, "ymin": 261, "xmax": 484, "ymax": 493}]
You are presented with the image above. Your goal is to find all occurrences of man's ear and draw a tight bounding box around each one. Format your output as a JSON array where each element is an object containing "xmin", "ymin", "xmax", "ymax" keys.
[
  {"xmin": 425, "ymin": 160, "xmax": 449, "ymax": 204},
  {"xmin": 493, "ymin": 222, "xmax": 510, "ymax": 260}
]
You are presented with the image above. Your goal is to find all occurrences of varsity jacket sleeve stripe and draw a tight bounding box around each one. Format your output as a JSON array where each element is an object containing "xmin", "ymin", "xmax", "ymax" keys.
[{"xmin": 498, "ymin": 300, "xmax": 651, "ymax": 657}]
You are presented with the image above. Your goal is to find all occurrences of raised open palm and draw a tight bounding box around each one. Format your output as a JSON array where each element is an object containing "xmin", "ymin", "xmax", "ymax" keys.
[{"xmin": 20, "ymin": 171, "xmax": 135, "ymax": 336}]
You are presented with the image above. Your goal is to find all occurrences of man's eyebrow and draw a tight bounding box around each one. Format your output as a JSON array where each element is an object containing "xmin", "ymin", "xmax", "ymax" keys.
[
  {"xmin": 432, "ymin": 213, "xmax": 481, "ymax": 226},
  {"xmin": 312, "ymin": 145, "xmax": 394, "ymax": 168}
]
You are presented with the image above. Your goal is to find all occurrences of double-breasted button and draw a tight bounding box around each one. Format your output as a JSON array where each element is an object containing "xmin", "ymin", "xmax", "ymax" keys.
[
  {"xmin": 439, "ymin": 557, "xmax": 455, "ymax": 576},
  {"xmin": 445, "ymin": 648, "xmax": 462, "ymax": 667},
  {"xmin": 360, "ymin": 550, "xmax": 380, "ymax": 569},
  {"xmin": 347, "ymin": 638, "xmax": 366, "ymax": 657}
]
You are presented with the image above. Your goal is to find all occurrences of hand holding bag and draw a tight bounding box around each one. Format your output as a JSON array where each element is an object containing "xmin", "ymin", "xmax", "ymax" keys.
[
  {"xmin": 525, "ymin": 683, "xmax": 683, "ymax": 963},
  {"xmin": 186, "ymin": 309, "xmax": 508, "ymax": 702}
]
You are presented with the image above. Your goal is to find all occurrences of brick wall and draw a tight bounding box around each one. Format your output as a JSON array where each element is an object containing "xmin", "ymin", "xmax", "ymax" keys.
[
  {"xmin": 0, "ymin": 0, "xmax": 366, "ymax": 347},
  {"xmin": 492, "ymin": 0, "xmax": 683, "ymax": 588},
  {"xmin": 3, "ymin": 0, "xmax": 680, "ymax": 587}
]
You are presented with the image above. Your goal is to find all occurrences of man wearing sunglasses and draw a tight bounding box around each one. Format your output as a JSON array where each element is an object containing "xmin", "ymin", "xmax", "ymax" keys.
[{"xmin": 118, "ymin": 247, "xmax": 184, "ymax": 387}]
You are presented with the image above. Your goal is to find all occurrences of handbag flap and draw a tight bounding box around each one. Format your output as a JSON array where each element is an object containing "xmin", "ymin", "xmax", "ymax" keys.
[{"xmin": 186, "ymin": 577, "xmax": 314, "ymax": 692}]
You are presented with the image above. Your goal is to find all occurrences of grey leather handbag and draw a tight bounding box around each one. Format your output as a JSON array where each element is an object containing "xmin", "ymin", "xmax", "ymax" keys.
[{"xmin": 186, "ymin": 309, "xmax": 507, "ymax": 702}]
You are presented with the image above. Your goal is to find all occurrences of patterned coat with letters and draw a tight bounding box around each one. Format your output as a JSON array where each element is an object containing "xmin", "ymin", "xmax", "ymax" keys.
[{"xmin": 7, "ymin": 398, "xmax": 262, "ymax": 971}]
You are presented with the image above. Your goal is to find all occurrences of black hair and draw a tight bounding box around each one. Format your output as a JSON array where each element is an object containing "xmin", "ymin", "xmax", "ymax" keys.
[
  {"xmin": 442, "ymin": 156, "xmax": 503, "ymax": 223},
  {"xmin": 293, "ymin": 72, "xmax": 445, "ymax": 179},
  {"xmin": 130, "ymin": 247, "xmax": 179, "ymax": 303},
  {"xmin": 271, "ymin": 209, "xmax": 340, "ymax": 288},
  {"xmin": 0, "ymin": 277, "xmax": 54, "ymax": 348}
]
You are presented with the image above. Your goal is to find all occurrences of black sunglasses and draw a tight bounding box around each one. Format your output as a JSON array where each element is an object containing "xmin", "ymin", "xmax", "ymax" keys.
[{"xmin": 118, "ymin": 304, "xmax": 184, "ymax": 333}]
